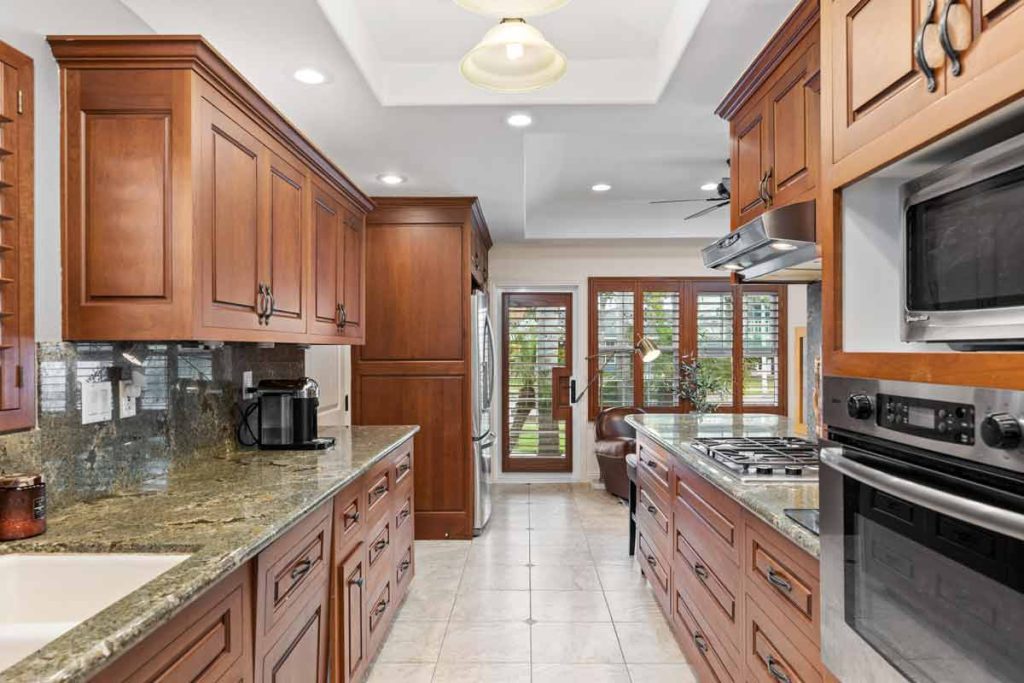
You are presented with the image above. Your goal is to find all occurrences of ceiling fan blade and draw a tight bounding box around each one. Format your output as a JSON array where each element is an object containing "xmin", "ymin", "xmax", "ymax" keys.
[
  {"xmin": 684, "ymin": 201, "xmax": 729, "ymax": 221},
  {"xmin": 649, "ymin": 198, "xmax": 714, "ymax": 205}
]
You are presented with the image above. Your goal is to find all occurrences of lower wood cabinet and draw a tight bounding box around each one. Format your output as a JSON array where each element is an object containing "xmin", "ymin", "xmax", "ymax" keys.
[
  {"xmin": 89, "ymin": 440, "xmax": 415, "ymax": 683},
  {"xmin": 635, "ymin": 435, "xmax": 834, "ymax": 683}
]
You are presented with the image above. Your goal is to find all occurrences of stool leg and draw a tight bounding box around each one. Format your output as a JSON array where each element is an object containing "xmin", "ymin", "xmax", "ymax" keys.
[{"xmin": 628, "ymin": 479, "xmax": 637, "ymax": 556}]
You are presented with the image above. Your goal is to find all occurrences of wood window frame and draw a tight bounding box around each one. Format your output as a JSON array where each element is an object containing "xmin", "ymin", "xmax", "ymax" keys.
[{"xmin": 587, "ymin": 277, "xmax": 788, "ymax": 420}]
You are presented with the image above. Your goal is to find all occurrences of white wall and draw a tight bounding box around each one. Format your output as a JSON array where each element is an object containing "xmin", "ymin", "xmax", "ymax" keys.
[
  {"xmin": 488, "ymin": 239, "xmax": 809, "ymax": 484},
  {"xmin": 1, "ymin": 1, "xmax": 153, "ymax": 341}
]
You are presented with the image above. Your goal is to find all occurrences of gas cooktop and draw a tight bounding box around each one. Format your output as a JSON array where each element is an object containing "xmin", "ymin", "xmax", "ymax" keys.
[{"xmin": 690, "ymin": 436, "xmax": 820, "ymax": 483}]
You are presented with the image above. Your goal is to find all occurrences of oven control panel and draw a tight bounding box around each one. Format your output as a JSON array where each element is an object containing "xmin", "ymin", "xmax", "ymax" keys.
[{"xmin": 876, "ymin": 393, "xmax": 975, "ymax": 445}]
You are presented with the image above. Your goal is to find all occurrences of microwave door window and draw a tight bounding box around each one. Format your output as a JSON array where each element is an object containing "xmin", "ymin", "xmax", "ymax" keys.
[{"xmin": 907, "ymin": 165, "xmax": 1024, "ymax": 312}]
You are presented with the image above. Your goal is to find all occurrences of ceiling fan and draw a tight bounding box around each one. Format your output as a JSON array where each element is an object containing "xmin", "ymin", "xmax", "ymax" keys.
[{"xmin": 650, "ymin": 177, "xmax": 731, "ymax": 220}]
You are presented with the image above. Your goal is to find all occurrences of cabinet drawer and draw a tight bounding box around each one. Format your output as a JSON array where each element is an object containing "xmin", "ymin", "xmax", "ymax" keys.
[
  {"xmin": 674, "ymin": 587, "xmax": 737, "ymax": 683},
  {"xmin": 93, "ymin": 565, "xmax": 252, "ymax": 683},
  {"xmin": 745, "ymin": 595, "xmax": 822, "ymax": 683},
  {"xmin": 637, "ymin": 439, "xmax": 671, "ymax": 495},
  {"xmin": 367, "ymin": 517, "xmax": 394, "ymax": 591},
  {"xmin": 637, "ymin": 485, "xmax": 670, "ymax": 555},
  {"xmin": 674, "ymin": 463, "xmax": 742, "ymax": 566},
  {"xmin": 365, "ymin": 469, "xmax": 392, "ymax": 527},
  {"xmin": 675, "ymin": 526, "xmax": 740, "ymax": 655},
  {"xmin": 334, "ymin": 480, "xmax": 365, "ymax": 556},
  {"xmin": 392, "ymin": 444, "xmax": 413, "ymax": 490},
  {"xmin": 256, "ymin": 503, "xmax": 331, "ymax": 644},
  {"xmin": 395, "ymin": 493, "xmax": 414, "ymax": 540},
  {"xmin": 744, "ymin": 517, "xmax": 820, "ymax": 645},
  {"xmin": 395, "ymin": 541, "xmax": 414, "ymax": 595},
  {"xmin": 637, "ymin": 528, "xmax": 670, "ymax": 614},
  {"xmin": 367, "ymin": 580, "xmax": 393, "ymax": 652}
]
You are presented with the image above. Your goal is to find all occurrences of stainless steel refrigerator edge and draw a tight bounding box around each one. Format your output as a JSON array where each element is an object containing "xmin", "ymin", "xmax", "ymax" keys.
[{"xmin": 472, "ymin": 289, "xmax": 496, "ymax": 534}]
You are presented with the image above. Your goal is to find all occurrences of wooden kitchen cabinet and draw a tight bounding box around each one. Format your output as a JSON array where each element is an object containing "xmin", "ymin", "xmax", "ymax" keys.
[
  {"xmin": 0, "ymin": 42, "xmax": 35, "ymax": 433},
  {"xmin": 717, "ymin": 1, "xmax": 820, "ymax": 230},
  {"xmin": 50, "ymin": 36, "xmax": 372, "ymax": 344},
  {"xmin": 256, "ymin": 589, "xmax": 330, "ymax": 683},
  {"xmin": 950, "ymin": 0, "xmax": 1024, "ymax": 93},
  {"xmin": 333, "ymin": 542, "xmax": 367, "ymax": 683}
]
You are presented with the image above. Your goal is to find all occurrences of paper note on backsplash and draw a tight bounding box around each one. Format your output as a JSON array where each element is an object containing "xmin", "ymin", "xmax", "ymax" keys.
[{"xmin": 81, "ymin": 380, "xmax": 113, "ymax": 425}]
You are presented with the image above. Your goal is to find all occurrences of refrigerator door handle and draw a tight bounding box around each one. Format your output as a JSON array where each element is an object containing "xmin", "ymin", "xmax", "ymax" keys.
[
  {"xmin": 479, "ymin": 434, "xmax": 497, "ymax": 449},
  {"xmin": 472, "ymin": 429, "xmax": 493, "ymax": 443}
]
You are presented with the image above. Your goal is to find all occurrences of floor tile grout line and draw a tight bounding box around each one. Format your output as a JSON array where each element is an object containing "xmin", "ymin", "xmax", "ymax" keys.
[{"xmin": 427, "ymin": 539, "xmax": 471, "ymax": 683}]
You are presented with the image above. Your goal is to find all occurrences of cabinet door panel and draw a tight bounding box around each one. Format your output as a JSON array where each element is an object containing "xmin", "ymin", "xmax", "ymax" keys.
[
  {"xmin": 265, "ymin": 152, "xmax": 305, "ymax": 332},
  {"xmin": 950, "ymin": 0, "xmax": 1024, "ymax": 92},
  {"xmin": 341, "ymin": 211, "xmax": 364, "ymax": 333},
  {"xmin": 257, "ymin": 590, "xmax": 329, "ymax": 683},
  {"xmin": 732, "ymin": 100, "xmax": 771, "ymax": 228},
  {"xmin": 311, "ymin": 183, "xmax": 343, "ymax": 337},
  {"xmin": 832, "ymin": 0, "xmax": 945, "ymax": 161},
  {"xmin": 200, "ymin": 100, "xmax": 262, "ymax": 330},
  {"xmin": 334, "ymin": 542, "xmax": 367, "ymax": 683},
  {"xmin": 769, "ymin": 38, "xmax": 820, "ymax": 207}
]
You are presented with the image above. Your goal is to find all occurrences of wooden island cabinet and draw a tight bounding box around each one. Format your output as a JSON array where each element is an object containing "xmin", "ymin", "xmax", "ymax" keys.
[
  {"xmin": 48, "ymin": 36, "xmax": 370, "ymax": 345},
  {"xmin": 92, "ymin": 441, "xmax": 415, "ymax": 683}
]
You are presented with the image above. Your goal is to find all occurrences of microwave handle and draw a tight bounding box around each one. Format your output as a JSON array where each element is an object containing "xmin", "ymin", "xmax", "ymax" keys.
[{"xmin": 821, "ymin": 447, "xmax": 1024, "ymax": 542}]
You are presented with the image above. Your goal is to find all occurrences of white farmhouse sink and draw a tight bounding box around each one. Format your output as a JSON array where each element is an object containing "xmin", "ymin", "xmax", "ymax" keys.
[{"xmin": 0, "ymin": 553, "xmax": 190, "ymax": 672}]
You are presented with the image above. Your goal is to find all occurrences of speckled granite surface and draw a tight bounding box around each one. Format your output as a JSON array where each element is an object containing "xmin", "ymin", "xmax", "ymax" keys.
[
  {"xmin": 626, "ymin": 413, "xmax": 821, "ymax": 558},
  {"xmin": 0, "ymin": 425, "xmax": 418, "ymax": 683}
]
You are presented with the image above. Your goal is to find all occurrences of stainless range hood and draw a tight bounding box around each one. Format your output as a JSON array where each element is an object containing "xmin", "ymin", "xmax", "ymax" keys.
[{"xmin": 701, "ymin": 200, "xmax": 820, "ymax": 282}]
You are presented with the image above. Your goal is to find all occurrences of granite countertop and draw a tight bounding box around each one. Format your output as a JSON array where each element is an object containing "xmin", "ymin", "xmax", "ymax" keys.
[
  {"xmin": 626, "ymin": 413, "xmax": 820, "ymax": 558},
  {"xmin": 0, "ymin": 425, "xmax": 419, "ymax": 683}
]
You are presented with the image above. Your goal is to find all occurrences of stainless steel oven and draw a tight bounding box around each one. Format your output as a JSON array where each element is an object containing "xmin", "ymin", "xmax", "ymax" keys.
[
  {"xmin": 821, "ymin": 376, "xmax": 1024, "ymax": 683},
  {"xmin": 902, "ymin": 129, "xmax": 1024, "ymax": 348}
]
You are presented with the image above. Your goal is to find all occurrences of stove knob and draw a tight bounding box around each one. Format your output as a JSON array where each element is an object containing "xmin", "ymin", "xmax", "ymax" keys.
[
  {"xmin": 847, "ymin": 394, "xmax": 874, "ymax": 420},
  {"xmin": 981, "ymin": 413, "xmax": 1022, "ymax": 449}
]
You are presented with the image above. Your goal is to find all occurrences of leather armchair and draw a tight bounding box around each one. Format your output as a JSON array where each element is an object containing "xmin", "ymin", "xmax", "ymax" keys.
[{"xmin": 594, "ymin": 407, "xmax": 645, "ymax": 500}]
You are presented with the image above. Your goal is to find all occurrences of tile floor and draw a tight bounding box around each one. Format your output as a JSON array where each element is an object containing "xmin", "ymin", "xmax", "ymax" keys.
[{"xmin": 366, "ymin": 483, "xmax": 695, "ymax": 683}]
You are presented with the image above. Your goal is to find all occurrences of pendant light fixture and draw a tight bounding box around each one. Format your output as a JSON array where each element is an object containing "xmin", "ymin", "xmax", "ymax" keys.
[
  {"xmin": 460, "ymin": 18, "xmax": 567, "ymax": 93},
  {"xmin": 453, "ymin": 0, "xmax": 570, "ymax": 16}
]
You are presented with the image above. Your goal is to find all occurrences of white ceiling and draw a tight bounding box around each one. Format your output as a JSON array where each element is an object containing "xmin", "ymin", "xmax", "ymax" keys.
[{"xmin": 60, "ymin": 0, "xmax": 795, "ymax": 243}]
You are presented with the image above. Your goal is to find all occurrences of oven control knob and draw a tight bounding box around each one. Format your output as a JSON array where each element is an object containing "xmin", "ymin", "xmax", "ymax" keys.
[
  {"xmin": 981, "ymin": 413, "xmax": 1022, "ymax": 449},
  {"xmin": 847, "ymin": 394, "xmax": 874, "ymax": 420}
]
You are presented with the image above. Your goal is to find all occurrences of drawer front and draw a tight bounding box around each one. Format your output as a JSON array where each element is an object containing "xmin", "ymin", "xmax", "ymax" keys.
[
  {"xmin": 395, "ymin": 493, "xmax": 414, "ymax": 536},
  {"xmin": 395, "ymin": 542, "xmax": 414, "ymax": 595},
  {"xmin": 744, "ymin": 519, "xmax": 819, "ymax": 645},
  {"xmin": 745, "ymin": 595, "xmax": 822, "ymax": 683},
  {"xmin": 637, "ymin": 528, "xmax": 671, "ymax": 614},
  {"xmin": 334, "ymin": 481, "xmax": 364, "ymax": 555},
  {"xmin": 367, "ymin": 517, "xmax": 394, "ymax": 590},
  {"xmin": 674, "ymin": 526, "xmax": 740, "ymax": 655},
  {"xmin": 392, "ymin": 444, "xmax": 413, "ymax": 490},
  {"xmin": 674, "ymin": 464, "xmax": 741, "ymax": 566},
  {"xmin": 637, "ymin": 485, "xmax": 671, "ymax": 554},
  {"xmin": 368, "ymin": 581, "xmax": 393, "ymax": 651},
  {"xmin": 637, "ymin": 439, "xmax": 671, "ymax": 494},
  {"xmin": 366, "ymin": 471, "xmax": 392, "ymax": 525},
  {"xmin": 256, "ymin": 503, "xmax": 332, "ymax": 642},
  {"xmin": 674, "ymin": 587, "xmax": 737, "ymax": 683},
  {"xmin": 94, "ymin": 565, "xmax": 252, "ymax": 683}
]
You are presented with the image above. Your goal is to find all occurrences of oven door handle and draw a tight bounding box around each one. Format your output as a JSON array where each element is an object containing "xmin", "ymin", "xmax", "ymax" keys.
[{"xmin": 821, "ymin": 447, "xmax": 1024, "ymax": 542}]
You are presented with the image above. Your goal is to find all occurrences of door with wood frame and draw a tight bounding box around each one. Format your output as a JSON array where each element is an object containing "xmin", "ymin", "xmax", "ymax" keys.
[{"xmin": 501, "ymin": 292, "xmax": 573, "ymax": 474}]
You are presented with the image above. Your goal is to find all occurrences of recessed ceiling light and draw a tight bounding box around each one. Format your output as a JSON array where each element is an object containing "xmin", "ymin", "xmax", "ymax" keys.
[
  {"xmin": 770, "ymin": 242, "xmax": 799, "ymax": 251},
  {"xmin": 293, "ymin": 68, "xmax": 327, "ymax": 85},
  {"xmin": 722, "ymin": 263, "xmax": 743, "ymax": 271},
  {"xmin": 591, "ymin": 183, "xmax": 612, "ymax": 193},
  {"xmin": 377, "ymin": 173, "xmax": 406, "ymax": 186},
  {"xmin": 701, "ymin": 182, "xmax": 719, "ymax": 192},
  {"xmin": 507, "ymin": 113, "xmax": 533, "ymax": 128}
]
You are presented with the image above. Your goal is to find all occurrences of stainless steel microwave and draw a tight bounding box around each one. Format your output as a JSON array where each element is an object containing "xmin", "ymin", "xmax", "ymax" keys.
[{"xmin": 901, "ymin": 129, "xmax": 1024, "ymax": 349}]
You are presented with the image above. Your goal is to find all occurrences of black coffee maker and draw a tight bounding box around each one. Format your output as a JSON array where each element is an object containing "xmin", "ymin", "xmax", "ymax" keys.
[{"xmin": 246, "ymin": 378, "xmax": 334, "ymax": 450}]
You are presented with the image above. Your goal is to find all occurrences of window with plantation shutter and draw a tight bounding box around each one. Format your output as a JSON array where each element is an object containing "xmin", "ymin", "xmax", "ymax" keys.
[
  {"xmin": 595, "ymin": 290, "xmax": 634, "ymax": 409},
  {"xmin": 642, "ymin": 290, "xmax": 680, "ymax": 407},
  {"xmin": 588, "ymin": 278, "xmax": 787, "ymax": 418},
  {"xmin": 742, "ymin": 291, "xmax": 781, "ymax": 407},
  {"xmin": 695, "ymin": 290, "xmax": 734, "ymax": 407}
]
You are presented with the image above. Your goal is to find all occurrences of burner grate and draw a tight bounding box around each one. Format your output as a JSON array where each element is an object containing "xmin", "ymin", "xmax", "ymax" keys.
[{"xmin": 692, "ymin": 436, "xmax": 820, "ymax": 479}]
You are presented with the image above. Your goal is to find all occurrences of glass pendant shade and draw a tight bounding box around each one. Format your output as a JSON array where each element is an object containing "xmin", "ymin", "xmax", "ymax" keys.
[
  {"xmin": 460, "ymin": 19, "xmax": 567, "ymax": 93},
  {"xmin": 453, "ymin": 0, "xmax": 570, "ymax": 17}
]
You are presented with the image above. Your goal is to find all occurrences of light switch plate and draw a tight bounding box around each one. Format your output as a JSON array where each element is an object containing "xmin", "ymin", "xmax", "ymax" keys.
[
  {"xmin": 81, "ymin": 381, "xmax": 112, "ymax": 425},
  {"xmin": 118, "ymin": 381, "xmax": 137, "ymax": 418}
]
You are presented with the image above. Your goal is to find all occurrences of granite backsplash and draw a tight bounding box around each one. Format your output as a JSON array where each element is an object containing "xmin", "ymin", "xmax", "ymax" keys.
[{"xmin": 0, "ymin": 342, "xmax": 304, "ymax": 511}]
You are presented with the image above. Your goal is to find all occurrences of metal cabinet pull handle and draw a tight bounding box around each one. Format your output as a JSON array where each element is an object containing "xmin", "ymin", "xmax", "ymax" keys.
[
  {"xmin": 693, "ymin": 563, "xmax": 710, "ymax": 582},
  {"xmin": 374, "ymin": 539, "xmax": 388, "ymax": 552},
  {"xmin": 939, "ymin": 0, "xmax": 969, "ymax": 77},
  {"xmin": 399, "ymin": 508, "xmax": 410, "ymax": 520},
  {"xmin": 692, "ymin": 632, "xmax": 709, "ymax": 653},
  {"xmin": 265, "ymin": 285, "xmax": 275, "ymax": 321},
  {"xmin": 374, "ymin": 600, "xmax": 387, "ymax": 616},
  {"xmin": 915, "ymin": 0, "xmax": 939, "ymax": 92},
  {"xmin": 767, "ymin": 655, "xmax": 792, "ymax": 683},
  {"xmin": 646, "ymin": 554, "xmax": 658, "ymax": 568},
  {"xmin": 344, "ymin": 510, "xmax": 360, "ymax": 524},
  {"xmin": 766, "ymin": 567, "xmax": 793, "ymax": 593},
  {"xmin": 257, "ymin": 283, "xmax": 268, "ymax": 324},
  {"xmin": 290, "ymin": 559, "xmax": 312, "ymax": 581},
  {"xmin": 764, "ymin": 167, "xmax": 773, "ymax": 206},
  {"xmin": 397, "ymin": 463, "xmax": 411, "ymax": 475},
  {"xmin": 349, "ymin": 576, "xmax": 364, "ymax": 587},
  {"xmin": 338, "ymin": 303, "xmax": 347, "ymax": 330},
  {"xmin": 400, "ymin": 560, "xmax": 411, "ymax": 571},
  {"xmin": 372, "ymin": 484, "xmax": 388, "ymax": 497},
  {"xmin": 646, "ymin": 504, "xmax": 658, "ymax": 515}
]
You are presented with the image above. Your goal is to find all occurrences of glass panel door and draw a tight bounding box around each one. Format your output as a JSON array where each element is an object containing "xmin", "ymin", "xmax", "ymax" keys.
[{"xmin": 502, "ymin": 292, "xmax": 573, "ymax": 473}]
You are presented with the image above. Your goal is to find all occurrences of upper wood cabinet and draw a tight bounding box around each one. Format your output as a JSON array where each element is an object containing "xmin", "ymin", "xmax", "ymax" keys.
[
  {"xmin": 825, "ymin": 0, "xmax": 1024, "ymax": 174},
  {"xmin": 0, "ymin": 42, "xmax": 35, "ymax": 434},
  {"xmin": 49, "ymin": 36, "xmax": 372, "ymax": 345},
  {"xmin": 717, "ymin": 1, "xmax": 820, "ymax": 230}
]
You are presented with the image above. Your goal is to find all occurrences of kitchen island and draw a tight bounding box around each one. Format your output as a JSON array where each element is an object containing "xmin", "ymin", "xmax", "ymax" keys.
[
  {"xmin": 626, "ymin": 413, "xmax": 834, "ymax": 683},
  {"xmin": 0, "ymin": 425, "xmax": 418, "ymax": 682}
]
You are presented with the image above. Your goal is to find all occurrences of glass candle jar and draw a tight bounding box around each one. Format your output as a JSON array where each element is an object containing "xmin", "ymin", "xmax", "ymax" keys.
[{"xmin": 0, "ymin": 473, "xmax": 46, "ymax": 541}]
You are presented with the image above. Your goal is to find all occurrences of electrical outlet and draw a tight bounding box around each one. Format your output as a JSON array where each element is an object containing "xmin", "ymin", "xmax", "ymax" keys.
[
  {"xmin": 242, "ymin": 370, "xmax": 254, "ymax": 400},
  {"xmin": 81, "ymin": 381, "xmax": 112, "ymax": 425},
  {"xmin": 118, "ymin": 381, "xmax": 137, "ymax": 418}
]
